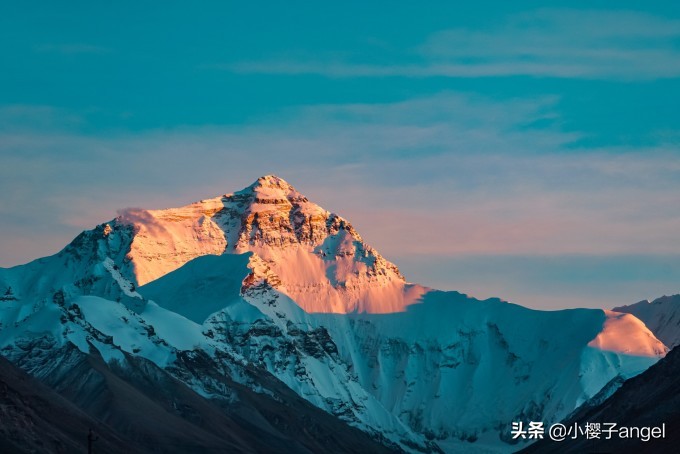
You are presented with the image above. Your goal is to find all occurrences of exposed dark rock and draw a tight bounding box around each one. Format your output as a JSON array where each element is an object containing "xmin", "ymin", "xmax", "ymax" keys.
[
  {"xmin": 0, "ymin": 354, "xmax": 134, "ymax": 454},
  {"xmin": 519, "ymin": 346, "xmax": 680, "ymax": 453},
  {"xmin": 3, "ymin": 343, "xmax": 400, "ymax": 453}
]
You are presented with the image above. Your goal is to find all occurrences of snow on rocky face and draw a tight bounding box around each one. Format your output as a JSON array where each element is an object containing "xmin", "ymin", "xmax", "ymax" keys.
[
  {"xmin": 613, "ymin": 295, "xmax": 680, "ymax": 348},
  {"xmin": 0, "ymin": 175, "xmax": 669, "ymax": 453},
  {"xmin": 121, "ymin": 175, "xmax": 413, "ymax": 314}
]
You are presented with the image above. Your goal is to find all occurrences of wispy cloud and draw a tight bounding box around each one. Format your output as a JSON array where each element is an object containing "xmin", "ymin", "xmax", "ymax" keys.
[
  {"xmin": 1, "ymin": 93, "xmax": 679, "ymax": 269},
  {"xmin": 223, "ymin": 9, "xmax": 680, "ymax": 80},
  {"xmin": 0, "ymin": 105, "xmax": 84, "ymax": 131},
  {"xmin": 33, "ymin": 43, "xmax": 110, "ymax": 54},
  {"xmin": 395, "ymin": 254, "xmax": 680, "ymax": 310}
]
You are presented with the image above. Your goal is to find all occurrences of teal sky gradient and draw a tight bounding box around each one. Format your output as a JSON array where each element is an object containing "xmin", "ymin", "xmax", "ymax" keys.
[{"xmin": 1, "ymin": 2, "xmax": 679, "ymax": 309}]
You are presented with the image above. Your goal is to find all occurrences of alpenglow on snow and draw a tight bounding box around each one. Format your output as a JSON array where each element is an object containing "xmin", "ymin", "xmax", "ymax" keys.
[{"xmin": 0, "ymin": 175, "xmax": 667, "ymax": 453}]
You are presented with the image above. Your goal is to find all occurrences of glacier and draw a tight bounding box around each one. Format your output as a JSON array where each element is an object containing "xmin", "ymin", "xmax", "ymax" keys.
[{"xmin": 0, "ymin": 175, "xmax": 667, "ymax": 453}]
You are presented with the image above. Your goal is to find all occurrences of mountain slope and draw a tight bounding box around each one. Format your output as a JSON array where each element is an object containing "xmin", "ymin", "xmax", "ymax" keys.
[
  {"xmin": 0, "ymin": 354, "xmax": 135, "ymax": 454},
  {"xmin": 519, "ymin": 345, "xmax": 680, "ymax": 453},
  {"xmin": 0, "ymin": 175, "xmax": 669, "ymax": 453},
  {"xmin": 141, "ymin": 254, "xmax": 665, "ymax": 452},
  {"xmin": 3, "ymin": 340, "xmax": 399, "ymax": 454},
  {"xmin": 614, "ymin": 295, "xmax": 680, "ymax": 348},
  {"xmin": 119, "ymin": 175, "xmax": 412, "ymax": 314}
]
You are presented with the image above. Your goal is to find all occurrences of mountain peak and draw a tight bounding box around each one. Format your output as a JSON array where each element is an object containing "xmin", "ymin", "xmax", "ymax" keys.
[
  {"xmin": 225, "ymin": 175, "xmax": 309, "ymax": 206},
  {"xmin": 104, "ymin": 176, "xmax": 407, "ymax": 308},
  {"xmin": 253, "ymin": 174, "xmax": 294, "ymax": 189},
  {"xmin": 238, "ymin": 175, "xmax": 300, "ymax": 198}
]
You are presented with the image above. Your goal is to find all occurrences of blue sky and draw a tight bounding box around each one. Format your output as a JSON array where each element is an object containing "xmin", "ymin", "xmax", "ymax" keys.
[{"xmin": 1, "ymin": 1, "xmax": 679, "ymax": 309}]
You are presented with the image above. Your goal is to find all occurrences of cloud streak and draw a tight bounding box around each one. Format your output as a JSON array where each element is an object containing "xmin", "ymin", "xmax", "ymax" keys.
[
  {"xmin": 33, "ymin": 43, "xmax": 110, "ymax": 54},
  {"xmin": 395, "ymin": 254, "xmax": 680, "ymax": 310},
  {"xmin": 223, "ymin": 9, "xmax": 680, "ymax": 80},
  {"xmin": 1, "ymin": 93, "xmax": 679, "ymax": 269}
]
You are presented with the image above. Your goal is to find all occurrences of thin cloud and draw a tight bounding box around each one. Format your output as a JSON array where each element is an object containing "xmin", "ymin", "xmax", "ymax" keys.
[
  {"xmin": 0, "ymin": 105, "xmax": 84, "ymax": 131},
  {"xmin": 0, "ymin": 94, "xmax": 678, "ymax": 267},
  {"xmin": 222, "ymin": 9, "xmax": 680, "ymax": 80},
  {"xmin": 33, "ymin": 43, "xmax": 110, "ymax": 54},
  {"xmin": 394, "ymin": 254, "xmax": 680, "ymax": 310}
]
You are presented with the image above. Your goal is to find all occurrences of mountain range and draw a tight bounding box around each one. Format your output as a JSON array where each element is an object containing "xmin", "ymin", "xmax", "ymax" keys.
[
  {"xmin": 520, "ymin": 340, "xmax": 680, "ymax": 453},
  {"xmin": 0, "ymin": 175, "xmax": 675, "ymax": 453}
]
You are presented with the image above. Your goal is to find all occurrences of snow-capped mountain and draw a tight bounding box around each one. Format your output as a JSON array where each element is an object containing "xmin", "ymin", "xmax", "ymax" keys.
[
  {"xmin": 520, "ymin": 344, "xmax": 680, "ymax": 453},
  {"xmin": 0, "ymin": 176, "xmax": 668, "ymax": 453},
  {"xmin": 117, "ymin": 175, "xmax": 410, "ymax": 313},
  {"xmin": 613, "ymin": 295, "xmax": 680, "ymax": 349}
]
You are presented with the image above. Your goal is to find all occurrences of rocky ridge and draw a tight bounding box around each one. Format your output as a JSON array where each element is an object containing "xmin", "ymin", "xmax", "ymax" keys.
[{"xmin": 0, "ymin": 175, "xmax": 670, "ymax": 453}]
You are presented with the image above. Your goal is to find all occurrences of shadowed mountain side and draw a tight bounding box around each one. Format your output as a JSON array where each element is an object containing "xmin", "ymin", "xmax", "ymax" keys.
[
  {"xmin": 136, "ymin": 253, "xmax": 663, "ymax": 451},
  {"xmin": 9, "ymin": 342, "xmax": 399, "ymax": 454},
  {"xmin": 139, "ymin": 253, "xmax": 252, "ymax": 324},
  {"xmin": 519, "ymin": 346, "xmax": 680, "ymax": 453},
  {"xmin": 0, "ymin": 176, "xmax": 669, "ymax": 452},
  {"xmin": 0, "ymin": 354, "xmax": 135, "ymax": 454}
]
